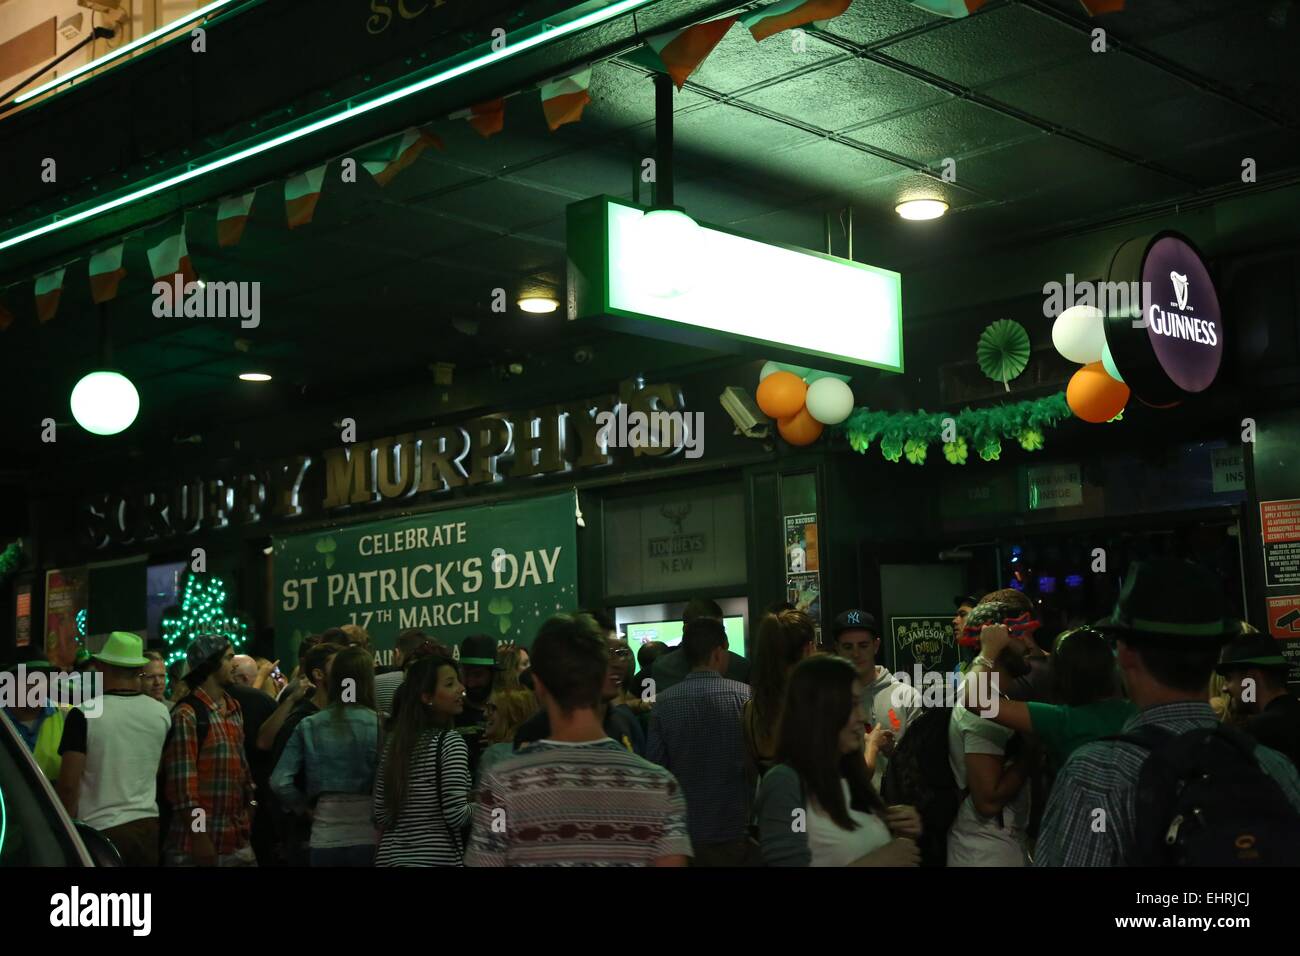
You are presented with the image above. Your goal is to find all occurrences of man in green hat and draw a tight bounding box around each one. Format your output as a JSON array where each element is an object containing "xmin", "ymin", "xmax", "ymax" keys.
[
  {"xmin": 1035, "ymin": 558, "xmax": 1300, "ymax": 866},
  {"xmin": 1217, "ymin": 631, "xmax": 1300, "ymax": 770},
  {"xmin": 54, "ymin": 632, "xmax": 171, "ymax": 866}
]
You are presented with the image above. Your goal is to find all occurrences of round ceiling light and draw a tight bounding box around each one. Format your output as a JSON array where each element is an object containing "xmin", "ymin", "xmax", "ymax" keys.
[
  {"xmin": 895, "ymin": 199, "xmax": 948, "ymax": 221},
  {"xmin": 70, "ymin": 370, "xmax": 140, "ymax": 436},
  {"xmin": 518, "ymin": 296, "xmax": 560, "ymax": 314},
  {"xmin": 239, "ymin": 372, "xmax": 272, "ymax": 382}
]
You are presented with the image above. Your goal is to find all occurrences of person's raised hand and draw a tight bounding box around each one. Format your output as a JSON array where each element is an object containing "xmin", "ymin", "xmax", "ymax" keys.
[{"xmin": 979, "ymin": 623, "xmax": 1010, "ymax": 659}]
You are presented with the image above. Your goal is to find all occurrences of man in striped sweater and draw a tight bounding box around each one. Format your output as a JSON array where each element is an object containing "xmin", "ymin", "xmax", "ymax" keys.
[{"xmin": 466, "ymin": 613, "xmax": 692, "ymax": 867}]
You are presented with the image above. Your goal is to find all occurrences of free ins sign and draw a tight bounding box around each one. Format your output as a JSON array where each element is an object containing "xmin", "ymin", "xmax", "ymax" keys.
[
  {"xmin": 1104, "ymin": 232, "xmax": 1224, "ymax": 406},
  {"xmin": 567, "ymin": 196, "xmax": 903, "ymax": 374}
]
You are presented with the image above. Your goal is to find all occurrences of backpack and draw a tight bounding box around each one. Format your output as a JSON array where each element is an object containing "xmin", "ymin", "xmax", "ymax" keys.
[
  {"xmin": 1115, "ymin": 723, "xmax": 1300, "ymax": 866},
  {"xmin": 880, "ymin": 705, "xmax": 962, "ymax": 866},
  {"xmin": 157, "ymin": 695, "xmax": 211, "ymax": 848}
]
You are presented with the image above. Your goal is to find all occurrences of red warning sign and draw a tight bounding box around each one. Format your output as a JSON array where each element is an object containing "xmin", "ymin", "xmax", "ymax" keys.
[{"xmin": 1266, "ymin": 595, "xmax": 1300, "ymax": 640}]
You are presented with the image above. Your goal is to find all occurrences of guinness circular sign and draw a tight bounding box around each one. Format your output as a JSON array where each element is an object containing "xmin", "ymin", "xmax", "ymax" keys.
[{"xmin": 1104, "ymin": 231, "xmax": 1223, "ymax": 406}]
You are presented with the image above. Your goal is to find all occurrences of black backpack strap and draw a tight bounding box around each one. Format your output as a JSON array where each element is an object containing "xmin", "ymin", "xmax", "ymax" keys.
[{"xmin": 173, "ymin": 694, "xmax": 211, "ymax": 753}]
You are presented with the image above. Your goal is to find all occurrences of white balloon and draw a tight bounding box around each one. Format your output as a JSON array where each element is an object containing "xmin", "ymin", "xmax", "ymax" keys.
[
  {"xmin": 1052, "ymin": 305, "xmax": 1106, "ymax": 365},
  {"xmin": 805, "ymin": 377, "xmax": 854, "ymax": 425}
]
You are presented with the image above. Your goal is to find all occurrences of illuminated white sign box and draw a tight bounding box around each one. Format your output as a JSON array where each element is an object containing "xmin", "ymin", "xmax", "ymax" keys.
[{"xmin": 566, "ymin": 197, "xmax": 903, "ymax": 373}]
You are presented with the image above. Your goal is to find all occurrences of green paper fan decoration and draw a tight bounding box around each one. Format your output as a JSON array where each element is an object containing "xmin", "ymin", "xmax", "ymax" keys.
[{"xmin": 977, "ymin": 320, "xmax": 1031, "ymax": 391}]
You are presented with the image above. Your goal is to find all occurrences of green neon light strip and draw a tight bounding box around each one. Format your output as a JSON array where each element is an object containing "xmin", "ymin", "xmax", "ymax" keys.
[
  {"xmin": 0, "ymin": 0, "xmax": 656, "ymax": 254},
  {"xmin": 16, "ymin": 0, "xmax": 239, "ymax": 105}
]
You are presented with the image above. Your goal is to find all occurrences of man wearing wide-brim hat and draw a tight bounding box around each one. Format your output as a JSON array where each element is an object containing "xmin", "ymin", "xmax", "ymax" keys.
[
  {"xmin": 53, "ymin": 632, "xmax": 172, "ymax": 866},
  {"xmin": 1217, "ymin": 631, "xmax": 1300, "ymax": 770},
  {"xmin": 1034, "ymin": 558, "xmax": 1300, "ymax": 866}
]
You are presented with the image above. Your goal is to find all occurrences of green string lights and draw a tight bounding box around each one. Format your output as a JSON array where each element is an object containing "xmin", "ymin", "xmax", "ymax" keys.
[{"xmin": 161, "ymin": 573, "xmax": 248, "ymax": 671}]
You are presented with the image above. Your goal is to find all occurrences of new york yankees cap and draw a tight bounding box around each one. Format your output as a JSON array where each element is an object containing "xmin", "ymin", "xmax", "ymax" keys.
[{"xmin": 832, "ymin": 609, "xmax": 879, "ymax": 638}]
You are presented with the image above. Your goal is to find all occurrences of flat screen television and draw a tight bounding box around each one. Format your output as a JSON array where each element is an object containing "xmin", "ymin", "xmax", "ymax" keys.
[{"xmin": 624, "ymin": 616, "xmax": 746, "ymax": 658}]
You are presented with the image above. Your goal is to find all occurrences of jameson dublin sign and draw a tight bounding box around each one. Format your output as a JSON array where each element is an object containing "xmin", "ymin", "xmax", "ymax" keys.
[
  {"xmin": 889, "ymin": 616, "xmax": 958, "ymax": 676},
  {"xmin": 274, "ymin": 492, "xmax": 577, "ymax": 660},
  {"xmin": 81, "ymin": 380, "xmax": 691, "ymax": 550},
  {"xmin": 1105, "ymin": 231, "xmax": 1224, "ymax": 406}
]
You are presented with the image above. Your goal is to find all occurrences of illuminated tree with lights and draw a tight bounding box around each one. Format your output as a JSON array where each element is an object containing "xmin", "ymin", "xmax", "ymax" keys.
[{"xmin": 161, "ymin": 573, "xmax": 248, "ymax": 671}]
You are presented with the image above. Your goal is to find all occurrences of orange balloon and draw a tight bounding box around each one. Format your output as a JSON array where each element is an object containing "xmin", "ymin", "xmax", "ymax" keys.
[
  {"xmin": 756, "ymin": 371, "xmax": 808, "ymax": 420},
  {"xmin": 778, "ymin": 407, "xmax": 824, "ymax": 446},
  {"xmin": 1067, "ymin": 362, "xmax": 1130, "ymax": 423}
]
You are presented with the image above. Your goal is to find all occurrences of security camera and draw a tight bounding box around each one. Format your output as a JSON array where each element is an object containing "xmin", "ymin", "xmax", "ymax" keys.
[{"xmin": 719, "ymin": 386, "xmax": 769, "ymax": 439}]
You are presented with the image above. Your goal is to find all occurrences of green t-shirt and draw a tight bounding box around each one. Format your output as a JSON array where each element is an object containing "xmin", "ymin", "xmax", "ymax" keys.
[{"xmin": 1026, "ymin": 697, "xmax": 1138, "ymax": 767}]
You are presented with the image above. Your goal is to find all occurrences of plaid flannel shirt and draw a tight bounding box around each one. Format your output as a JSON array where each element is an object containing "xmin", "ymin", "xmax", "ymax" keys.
[
  {"xmin": 1033, "ymin": 700, "xmax": 1300, "ymax": 866},
  {"xmin": 163, "ymin": 687, "xmax": 253, "ymax": 856}
]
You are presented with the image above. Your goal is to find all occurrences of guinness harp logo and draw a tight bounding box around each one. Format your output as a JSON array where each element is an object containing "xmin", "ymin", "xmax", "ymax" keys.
[{"xmin": 1170, "ymin": 271, "xmax": 1190, "ymax": 311}]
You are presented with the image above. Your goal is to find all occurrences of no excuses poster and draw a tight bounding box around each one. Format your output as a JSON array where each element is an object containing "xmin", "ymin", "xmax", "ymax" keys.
[{"xmin": 273, "ymin": 492, "xmax": 577, "ymax": 662}]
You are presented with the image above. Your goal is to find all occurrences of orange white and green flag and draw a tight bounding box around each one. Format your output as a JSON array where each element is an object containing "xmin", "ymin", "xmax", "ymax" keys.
[
  {"xmin": 643, "ymin": 17, "xmax": 736, "ymax": 89},
  {"xmin": 450, "ymin": 99, "xmax": 506, "ymax": 138},
  {"xmin": 89, "ymin": 242, "xmax": 127, "ymax": 304},
  {"xmin": 540, "ymin": 68, "xmax": 592, "ymax": 131},
  {"xmin": 740, "ymin": 0, "xmax": 852, "ymax": 41},
  {"xmin": 217, "ymin": 191, "xmax": 256, "ymax": 247},
  {"xmin": 285, "ymin": 165, "xmax": 328, "ymax": 229},
  {"xmin": 34, "ymin": 267, "xmax": 66, "ymax": 324},
  {"xmin": 360, "ymin": 128, "xmax": 444, "ymax": 186},
  {"xmin": 147, "ymin": 220, "xmax": 197, "ymax": 312},
  {"xmin": 1078, "ymin": 0, "xmax": 1124, "ymax": 13}
]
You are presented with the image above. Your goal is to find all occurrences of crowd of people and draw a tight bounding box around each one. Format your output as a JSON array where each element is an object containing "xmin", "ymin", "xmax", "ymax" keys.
[{"xmin": 4, "ymin": 555, "xmax": 1299, "ymax": 867}]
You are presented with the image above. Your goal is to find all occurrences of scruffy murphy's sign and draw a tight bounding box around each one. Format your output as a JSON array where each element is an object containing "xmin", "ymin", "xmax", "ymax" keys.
[{"xmin": 82, "ymin": 380, "xmax": 693, "ymax": 550}]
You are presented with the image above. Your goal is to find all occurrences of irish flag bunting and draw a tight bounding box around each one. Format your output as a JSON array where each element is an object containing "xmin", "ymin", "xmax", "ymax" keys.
[
  {"xmin": 740, "ymin": 0, "xmax": 853, "ymax": 42},
  {"xmin": 360, "ymin": 128, "xmax": 444, "ymax": 186},
  {"xmin": 907, "ymin": 0, "xmax": 986, "ymax": 16},
  {"xmin": 1078, "ymin": 0, "xmax": 1124, "ymax": 13},
  {"xmin": 540, "ymin": 68, "xmax": 592, "ymax": 131},
  {"xmin": 450, "ymin": 100, "xmax": 505, "ymax": 138},
  {"xmin": 285, "ymin": 164, "xmax": 328, "ymax": 229},
  {"xmin": 147, "ymin": 220, "xmax": 196, "ymax": 311},
  {"xmin": 88, "ymin": 242, "xmax": 127, "ymax": 304},
  {"xmin": 34, "ymin": 267, "xmax": 66, "ymax": 324},
  {"xmin": 217, "ymin": 191, "xmax": 256, "ymax": 247},
  {"xmin": 642, "ymin": 18, "xmax": 735, "ymax": 89}
]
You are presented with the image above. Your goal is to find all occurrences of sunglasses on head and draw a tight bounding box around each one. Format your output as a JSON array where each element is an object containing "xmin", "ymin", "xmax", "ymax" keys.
[{"xmin": 959, "ymin": 612, "xmax": 1041, "ymax": 648}]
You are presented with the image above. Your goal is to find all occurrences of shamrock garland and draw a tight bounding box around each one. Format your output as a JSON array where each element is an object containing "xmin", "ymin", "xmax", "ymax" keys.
[
  {"xmin": 839, "ymin": 393, "xmax": 1072, "ymax": 465},
  {"xmin": 0, "ymin": 540, "xmax": 23, "ymax": 584}
]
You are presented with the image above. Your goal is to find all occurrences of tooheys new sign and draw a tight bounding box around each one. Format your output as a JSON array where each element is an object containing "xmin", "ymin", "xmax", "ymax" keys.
[
  {"xmin": 1105, "ymin": 231, "xmax": 1224, "ymax": 406},
  {"xmin": 273, "ymin": 491, "xmax": 577, "ymax": 663}
]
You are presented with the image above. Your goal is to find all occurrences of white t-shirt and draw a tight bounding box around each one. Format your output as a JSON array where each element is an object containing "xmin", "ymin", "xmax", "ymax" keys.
[
  {"xmin": 806, "ymin": 780, "xmax": 893, "ymax": 867},
  {"xmin": 946, "ymin": 695, "xmax": 1028, "ymax": 867},
  {"xmin": 61, "ymin": 691, "xmax": 171, "ymax": 832}
]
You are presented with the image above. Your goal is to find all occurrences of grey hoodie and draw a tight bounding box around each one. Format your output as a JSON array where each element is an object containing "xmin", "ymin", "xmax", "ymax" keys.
[{"xmin": 863, "ymin": 665, "xmax": 923, "ymax": 789}]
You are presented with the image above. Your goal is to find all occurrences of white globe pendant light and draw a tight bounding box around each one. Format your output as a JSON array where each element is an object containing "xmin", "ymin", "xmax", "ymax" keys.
[{"xmin": 70, "ymin": 370, "xmax": 139, "ymax": 435}]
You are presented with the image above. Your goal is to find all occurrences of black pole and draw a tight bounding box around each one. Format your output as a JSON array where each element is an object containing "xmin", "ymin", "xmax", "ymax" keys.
[
  {"xmin": 0, "ymin": 27, "xmax": 115, "ymax": 112},
  {"xmin": 654, "ymin": 72, "xmax": 674, "ymax": 209},
  {"xmin": 99, "ymin": 303, "xmax": 112, "ymax": 368}
]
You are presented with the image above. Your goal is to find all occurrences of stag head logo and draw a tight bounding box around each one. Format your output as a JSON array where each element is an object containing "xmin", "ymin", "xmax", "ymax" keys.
[{"xmin": 661, "ymin": 503, "xmax": 691, "ymax": 535}]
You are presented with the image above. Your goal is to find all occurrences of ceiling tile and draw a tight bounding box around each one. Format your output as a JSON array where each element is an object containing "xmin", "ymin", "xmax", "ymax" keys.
[{"xmin": 740, "ymin": 57, "xmax": 947, "ymax": 133}]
